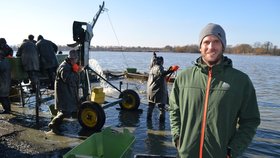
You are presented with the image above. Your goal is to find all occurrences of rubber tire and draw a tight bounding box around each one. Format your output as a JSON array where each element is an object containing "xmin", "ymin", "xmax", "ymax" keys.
[
  {"xmin": 119, "ymin": 89, "xmax": 140, "ymax": 110},
  {"xmin": 78, "ymin": 101, "xmax": 106, "ymax": 131}
]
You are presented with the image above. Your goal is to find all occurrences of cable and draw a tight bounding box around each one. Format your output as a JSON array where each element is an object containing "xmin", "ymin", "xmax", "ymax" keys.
[{"xmin": 105, "ymin": 10, "xmax": 129, "ymax": 68}]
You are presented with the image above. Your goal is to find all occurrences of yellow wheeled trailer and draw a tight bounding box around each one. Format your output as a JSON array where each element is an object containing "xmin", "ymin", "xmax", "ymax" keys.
[
  {"xmin": 66, "ymin": 1, "xmax": 141, "ymax": 132},
  {"xmin": 77, "ymin": 66, "xmax": 140, "ymax": 132}
]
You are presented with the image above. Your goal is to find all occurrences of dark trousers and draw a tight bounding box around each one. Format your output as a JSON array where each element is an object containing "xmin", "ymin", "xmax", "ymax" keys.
[
  {"xmin": 147, "ymin": 102, "xmax": 165, "ymax": 121},
  {"xmin": 0, "ymin": 97, "xmax": 11, "ymax": 111},
  {"xmin": 46, "ymin": 67, "xmax": 57, "ymax": 89},
  {"xmin": 27, "ymin": 71, "xmax": 39, "ymax": 91}
]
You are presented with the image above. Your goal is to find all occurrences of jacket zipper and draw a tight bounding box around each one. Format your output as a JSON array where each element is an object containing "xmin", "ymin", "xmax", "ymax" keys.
[{"xmin": 199, "ymin": 67, "xmax": 212, "ymax": 158}]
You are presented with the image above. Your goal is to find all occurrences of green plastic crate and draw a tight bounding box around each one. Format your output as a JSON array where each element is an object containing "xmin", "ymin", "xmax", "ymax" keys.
[
  {"xmin": 126, "ymin": 68, "xmax": 137, "ymax": 73},
  {"xmin": 7, "ymin": 54, "xmax": 67, "ymax": 82},
  {"xmin": 63, "ymin": 127, "xmax": 135, "ymax": 158},
  {"xmin": 7, "ymin": 57, "xmax": 28, "ymax": 81}
]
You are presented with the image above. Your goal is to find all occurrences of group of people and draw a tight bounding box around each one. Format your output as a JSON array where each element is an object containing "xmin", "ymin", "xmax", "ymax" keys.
[
  {"xmin": 147, "ymin": 23, "xmax": 260, "ymax": 157},
  {"xmin": 17, "ymin": 34, "xmax": 59, "ymax": 92},
  {"xmin": 1, "ymin": 23, "xmax": 261, "ymax": 157},
  {"xmin": 0, "ymin": 35, "xmax": 59, "ymax": 114},
  {"xmin": 0, "ymin": 33, "xmax": 83, "ymax": 134},
  {"xmin": 0, "ymin": 35, "xmax": 82, "ymax": 133}
]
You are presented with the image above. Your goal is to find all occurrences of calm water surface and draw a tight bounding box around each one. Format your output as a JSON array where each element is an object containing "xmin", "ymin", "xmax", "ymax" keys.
[{"xmin": 89, "ymin": 51, "xmax": 280, "ymax": 157}]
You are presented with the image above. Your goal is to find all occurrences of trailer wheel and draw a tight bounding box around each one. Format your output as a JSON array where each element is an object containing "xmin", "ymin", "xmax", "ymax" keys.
[
  {"xmin": 78, "ymin": 101, "xmax": 105, "ymax": 131},
  {"xmin": 119, "ymin": 89, "xmax": 140, "ymax": 110}
]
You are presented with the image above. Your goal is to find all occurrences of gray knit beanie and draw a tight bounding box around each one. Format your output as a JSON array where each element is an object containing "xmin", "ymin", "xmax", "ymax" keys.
[{"xmin": 199, "ymin": 23, "xmax": 226, "ymax": 49}]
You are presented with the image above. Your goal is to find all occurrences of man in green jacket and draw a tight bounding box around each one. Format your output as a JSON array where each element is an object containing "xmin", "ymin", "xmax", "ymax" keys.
[{"xmin": 169, "ymin": 23, "xmax": 260, "ymax": 158}]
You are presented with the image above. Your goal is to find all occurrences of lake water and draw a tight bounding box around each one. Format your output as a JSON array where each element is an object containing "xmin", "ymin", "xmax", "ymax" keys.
[{"xmin": 88, "ymin": 51, "xmax": 280, "ymax": 157}]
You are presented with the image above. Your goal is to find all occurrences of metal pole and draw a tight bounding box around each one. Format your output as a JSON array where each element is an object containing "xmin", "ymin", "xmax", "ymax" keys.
[
  {"xmin": 85, "ymin": 66, "xmax": 122, "ymax": 93},
  {"xmin": 20, "ymin": 82, "xmax": 25, "ymax": 107},
  {"xmin": 102, "ymin": 98, "xmax": 122, "ymax": 109},
  {"xmin": 35, "ymin": 80, "xmax": 40, "ymax": 127}
]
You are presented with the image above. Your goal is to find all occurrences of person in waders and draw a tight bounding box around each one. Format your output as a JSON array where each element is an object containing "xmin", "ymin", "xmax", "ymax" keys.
[
  {"xmin": 0, "ymin": 52, "xmax": 11, "ymax": 114},
  {"xmin": 48, "ymin": 49, "xmax": 81, "ymax": 133},
  {"xmin": 36, "ymin": 35, "xmax": 58, "ymax": 90},
  {"xmin": 169, "ymin": 23, "xmax": 260, "ymax": 158},
  {"xmin": 147, "ymin": 52, "xmax": 178, "ymax": 122},
  {"xmin": 16, "ymin": 39, "xmax": 40, "ymax": 93}
]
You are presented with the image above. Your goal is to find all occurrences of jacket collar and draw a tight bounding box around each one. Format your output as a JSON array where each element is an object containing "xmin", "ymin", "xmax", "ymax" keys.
[{"xmin": 194, "ymin": 56, "xmax": 233, "ymax": 74}]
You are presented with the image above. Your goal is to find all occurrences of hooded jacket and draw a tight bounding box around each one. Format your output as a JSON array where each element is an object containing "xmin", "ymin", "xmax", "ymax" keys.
[
  {"xmin": 147, "ymin": 56, "xmax": 172, "ymax": 105},
  {"xmin": 169, "ymin": 56, "xmax": 260, "ymax": 158}
]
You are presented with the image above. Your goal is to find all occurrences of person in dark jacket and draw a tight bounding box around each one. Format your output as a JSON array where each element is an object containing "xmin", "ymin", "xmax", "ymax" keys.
[
  {"xmin": 147, "ymin": 52, "xmax": 178, "ymax": 122},
  {"xmin": 36, "ymin": 35, "xmax": 58, "ymax": 90},
  {"xmin": 28, "ymin": 34, "xmax": 37, "ymax": 44},
  {"xmin": 48, "ymin": 49, "xmax": 81, "ymax": 133},
  {"xmin": 0, "ymin": 38, "xmax": 13, "ymax": 58},
  {"xmin": 16, "ymin": 39, "xmax": 40, "ymax": 93},
  {"xmin": 0, "ymin": 52, "xmax": 11, "ymax": 114},
  {"xmin": 169, "ymin": 23, "xmax": 260, "ymax": 158}
]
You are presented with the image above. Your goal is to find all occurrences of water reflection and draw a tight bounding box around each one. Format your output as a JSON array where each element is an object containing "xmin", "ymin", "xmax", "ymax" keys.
[
  {"xmin": 146, "ymin": 119, "xmax": 166, "ymax": 130},
  {"xmin": 117, "ymin": 109, "xmax": 142, "ymax": 127},
  {"xmin": 145, "ymin": 120, "xmax": 171, "ymax": 155}
]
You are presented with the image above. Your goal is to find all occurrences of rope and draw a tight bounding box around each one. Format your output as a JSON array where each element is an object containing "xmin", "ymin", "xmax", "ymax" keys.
[{"xmin": 105, "ymin": 10, "xmax": 129, "ymax": 68}]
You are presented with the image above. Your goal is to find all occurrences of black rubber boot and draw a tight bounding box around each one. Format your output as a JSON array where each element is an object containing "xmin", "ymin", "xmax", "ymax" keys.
[
  {"xmin": 158, "ymin": 104, "xmax": 166, "ymax": 122},
  {"xmin": 48, "ymin": 111, "xmax": 64, "ymax": 133},
  {"xmin": 159, "ymin": 110, "xmax": 166, "ymax": 123},
  {"xmin": 0, "ymin": 97, "xmax": 11, "ymax": 114},
  {"xmin": 147, "ymin": 103, "xmax": 155, "ymax": 121},
  {"xmin": 0, "ymin": 110, "xmax": 10, "ymax": 114}
]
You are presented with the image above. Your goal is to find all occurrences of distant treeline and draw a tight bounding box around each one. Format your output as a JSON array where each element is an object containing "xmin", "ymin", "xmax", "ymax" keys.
[
  {"xmin": 165, "ymin": 41, "xmax": 280, "ymax": 56},
  {"xmin": 10, "ymin": 41, "xmax": 280, "ymax": 56}
]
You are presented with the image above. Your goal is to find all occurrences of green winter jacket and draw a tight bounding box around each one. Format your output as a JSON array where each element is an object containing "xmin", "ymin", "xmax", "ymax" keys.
[{"xmin": 169, "ymin": 56, "xmax": 260, "ymax": 158}]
